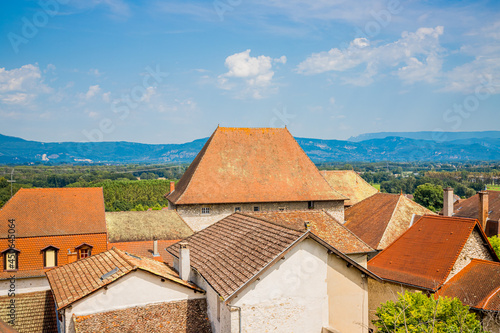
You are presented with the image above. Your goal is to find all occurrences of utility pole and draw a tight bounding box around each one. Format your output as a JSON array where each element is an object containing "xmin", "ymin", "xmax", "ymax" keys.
[{"xmin": 7, "ymin": 169, "xmax": 15, "ymax": 198}]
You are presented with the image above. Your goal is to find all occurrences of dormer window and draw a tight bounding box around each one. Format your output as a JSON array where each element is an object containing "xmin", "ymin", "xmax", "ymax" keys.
[
  {"xmin": 2, "ymin": 248, "xmax": 20, "ymax": 271},
  {"xmin": 41, "ymin": 246, "xmax": 59, "ymax": 268},
  {"xmin": 75, "ymin": 243, "xmax": 93, "ymax": 260}
]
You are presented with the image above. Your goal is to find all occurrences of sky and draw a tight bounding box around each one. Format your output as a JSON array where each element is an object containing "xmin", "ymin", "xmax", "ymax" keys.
[{"xmin": 0, "ymin": 0, "xmax": 499, "ymax": 144}]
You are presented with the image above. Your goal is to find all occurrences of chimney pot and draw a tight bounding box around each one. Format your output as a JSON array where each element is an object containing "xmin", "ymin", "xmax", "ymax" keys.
[
  {"xmin": 170, "ymin": 181, "xmax": 175, "ymax": 194},
  {"xmin": 153, "ymin": 239, "xmax": 159, "ymax": 257},
  {"xmin": 179, "ymin": 241, "xmax": 190, "ymax": 281},
  {"xmin": 479, "ymin": 191, "xmax": 489, "ymax": 231},
  {"xmin": 443, "ymin": 187, "xmax": 454, "ymax": 217}
]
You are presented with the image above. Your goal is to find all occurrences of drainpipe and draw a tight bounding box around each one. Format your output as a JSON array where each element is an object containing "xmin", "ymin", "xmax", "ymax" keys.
[{"xmin": 227, "ymin": 304, "xmax": 242, "ymax": 333}]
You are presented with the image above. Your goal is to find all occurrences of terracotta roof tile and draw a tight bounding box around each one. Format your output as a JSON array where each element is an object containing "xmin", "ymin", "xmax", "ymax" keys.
[
  {"xmin": 454, "ymin": 190, "xmax": 500, "ymax": 222},
  {"xmin": 46, "ymin": 248, "xmax": 202, "ymax": 310},
  {"xmin": 345, "ymin": 193, "xmax": 435, "ymax": 250},
  {"xmin": 109, "ymin": 240, "xmax": 179, "ymax": 266},
  {"xmin": 320, "ymin": 170, "xmax": 378, "ymax": 206},
  {"xmin": 0, "ymin": 290, "xmax": 57, "ymax": 333},
  {"xmin": 106, "ymin": 210, "xmax": 193, "ymax": 242},
  {"xmin": 436, "ymin": 259, "xmax": 500, "ymax": 311},
  {"xmin": 368, "ymin": 215, "xmax": 497, "ymax": 291},
  {"xmin": 0, "ymin": 188, "xmax": 106, "ymax": 238},
  {"xmin": 167, "ymin": 127, "xmax": 346, "ymax": 205},
  {"xmin": 248, "ymin": 210, "xmax": 374, "ymax": 254}
]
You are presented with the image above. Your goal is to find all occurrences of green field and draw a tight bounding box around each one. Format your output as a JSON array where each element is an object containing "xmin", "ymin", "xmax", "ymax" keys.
[
  {"xmin": 372, "ymin": 183, "xmax": 381, "ymax": 190},
  {"xmin": 488, "ymin": 185, "xmax": 500, "ymax": 191}
]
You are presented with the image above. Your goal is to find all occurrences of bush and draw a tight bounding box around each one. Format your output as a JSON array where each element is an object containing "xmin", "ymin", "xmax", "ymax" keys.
[{"xmin": 374, "ymin": 291, "xmax": 487, "ymax": 333}]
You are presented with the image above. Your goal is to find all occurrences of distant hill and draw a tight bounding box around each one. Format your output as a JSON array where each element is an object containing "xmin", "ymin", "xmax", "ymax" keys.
[
  {"xmin": 348, "ymin": 131, "xmax": 500, "ymax": 142},
  {"xmin": 1, "ymin": 133, "xmax": 500, "ymax": 164}
]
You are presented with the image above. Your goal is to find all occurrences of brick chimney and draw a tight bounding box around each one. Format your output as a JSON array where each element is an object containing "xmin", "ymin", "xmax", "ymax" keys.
[
  {"xmin": 170, "ymin": 181, "xmax": 175, "ymax": 194},
  {"xmin": 479, "ymin": 191, "xmax": 489, "ymax": 230},
  {"xmin": 153, "ymin": 239, "xmax": 159, "ymax": 257},
  {"xmin": 443, "ymin": 187, "xmax": 454, "ymax": 217},
  {"xmin": 179, "ymin": 241, "xmax": 190, "ymax": 281}
]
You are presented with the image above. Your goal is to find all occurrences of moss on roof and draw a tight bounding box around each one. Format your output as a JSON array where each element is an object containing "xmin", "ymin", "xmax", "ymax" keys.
[{"xmin": 106, "ymin": 210, "xmax": 193, "ymax": 242}]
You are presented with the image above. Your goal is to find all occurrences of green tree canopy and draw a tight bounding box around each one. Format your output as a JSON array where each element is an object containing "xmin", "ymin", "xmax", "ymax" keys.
[
  {"xmin": 414, "ymin": 183, "xmax": 444, "ymax": 212},
  {"xmin": 373, "ymin": 291, "xmax": 487, "ymax": 333},
  {"xmin": 488, "ymin": 235, "xmax": 500, "ymax": 258}
]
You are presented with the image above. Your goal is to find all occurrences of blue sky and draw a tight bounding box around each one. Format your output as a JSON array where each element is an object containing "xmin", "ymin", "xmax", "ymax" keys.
[{"xmin": 0, "ymin": 0, "xmax": 499, "ymax": 143}]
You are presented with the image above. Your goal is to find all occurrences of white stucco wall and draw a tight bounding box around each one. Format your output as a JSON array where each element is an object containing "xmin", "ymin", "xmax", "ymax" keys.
[
  {"xmin": 63, "ymin": 270, "xmax": 205, "ymax": 333},
  {"xmin": 225, "ymin": 238, "xmax": 329, "ymax": 333},
  {"xmin": 0, "ymin": 276, "xmax": 49, "ymax": 296}
]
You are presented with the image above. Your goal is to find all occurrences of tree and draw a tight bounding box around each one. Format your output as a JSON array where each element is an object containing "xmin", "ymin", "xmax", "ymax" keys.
[
  {"xmin": 414, "ymin": 183, "xmax": 444, "ymax": 212},
  {"xmin": 373, "ymin": 291, "xmax": 486, "ymax": 333},
  {"xmin": 0, "ymin": 177, "xmax": 8, "ymax": 188},
  {"xmin": 489, "ymin": 236, "xmax": 500, "ymax": 258}
]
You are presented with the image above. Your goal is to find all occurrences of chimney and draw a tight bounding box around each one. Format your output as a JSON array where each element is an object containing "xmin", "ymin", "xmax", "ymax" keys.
[
  {"xmin": 179, "ymin": 241, "xmax": 190, "ymax": 281},
  {"xmin": 443, "ymin": 187, "xmax": 454, "ymax": 217},
  {"xmin": 170, "ymin": 181, "xmax": 175, "ymax": 194},
  {"xmin": 479, "ymin": 191, "xmax": 489, "ymax": 230},
  {"xmin": 153, "ymin": 239, "xmax": 159, "ymax": 257}
]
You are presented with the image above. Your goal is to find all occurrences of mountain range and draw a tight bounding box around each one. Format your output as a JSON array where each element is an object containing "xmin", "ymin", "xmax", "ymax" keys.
[{"xmin": 1, "ymin": 131, "xmax": 500, "ymax": 164}]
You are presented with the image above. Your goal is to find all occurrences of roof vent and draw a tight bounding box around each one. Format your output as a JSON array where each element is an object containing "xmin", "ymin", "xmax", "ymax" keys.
[
  {"xmin": 125, "ymin": 252, "xmax": 141, "ymax": 260},
  {"xmin": 100, "ymin": 267, "xmax": 119, "ymax": 281}
]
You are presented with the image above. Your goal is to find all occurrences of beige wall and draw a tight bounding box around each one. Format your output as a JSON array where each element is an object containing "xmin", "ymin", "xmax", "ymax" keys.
[
  {"xmin": 174, "ymin": 200, "xmax": 344, "ymax": 231},
  {"xmin": 367, "ymin": 279, "xmax": 423, "ymax": 332},
  {"xmin": 0, "ymin": 276, "xmax": 49, "ymax": 296},
  {"xmin": 327, "ymin": 254, "xmax": 369, "ymax": 333}
]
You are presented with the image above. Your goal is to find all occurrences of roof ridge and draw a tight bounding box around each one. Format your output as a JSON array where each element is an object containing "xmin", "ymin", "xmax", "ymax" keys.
[
  {"xmin": 322, "ymin": 210, "xmax": 375, "ymax": 252},
  {"xmin": 110, "ymin": 247, "xmax": 137, "ymax": 269},
  {"xmin": 237, "ymin": 212, "xmax": 307, "ymax": 234},
  {"xmin": 168, "ymin": 127, "xmax": 218, "ymax": 204}
]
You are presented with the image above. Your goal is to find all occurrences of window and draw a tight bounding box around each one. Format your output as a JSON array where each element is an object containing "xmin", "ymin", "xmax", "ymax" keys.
[
  {"xmin": 2, "ymin": 249, "xmax": 19, "ymax": 271},
  {"xmin": 278, "ymin": 207, "xmax": 285, "ymax": 211},
  {"xmin": 42, "ymin": 246, "xmax": 59, "ymax": 268},
  {"xmin": 201, "ymin": 207, "xmax": 210, "ymax": 215},
  {"xmin": 253, "ymin": 206, "xmax": 260, "ymax": 212},
  {"xmin": 308, "ymin": 201, "xmax": 314, "ymax": 209},
  {"xmin": 75, "ymin": 243, "xmax": 93, "ymax": 260},
  {"xmin": 234, "ymin": 207, "xmax": 241, "ymax": 212}
]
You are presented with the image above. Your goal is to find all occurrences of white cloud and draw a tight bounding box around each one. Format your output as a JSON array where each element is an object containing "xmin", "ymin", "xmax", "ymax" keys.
[
  {"xmin": 0, "ymin": 64, "xmax": 51, "ymax": 105},
  {"xmin": 297, "ymin": 26, "xmax": 445, "ymax": 86},
  {"xmin": 84, "ymin": 85, "xmax": 101, "ymax": 99},
  {"xmin": 218, "ymin": 49, "xmax": 286, "ymax": 98}
]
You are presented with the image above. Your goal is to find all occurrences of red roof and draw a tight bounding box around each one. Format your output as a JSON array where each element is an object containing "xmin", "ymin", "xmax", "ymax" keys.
[
  {"xmin": 109, "ymin": 240, "xmax": 179, "ymax": 266},
  {"xmin": 454, "ymin": 190, "xmax": 500, "ymax": 222},
  {"xmin": 0, "ymin": 188, "xmax": 106, "ymax": 238},
  {"xmin": 436, "ymin": 259, "xmax": 500, "ymax": 311},
  {"xmin": 248, "ymin": 210, "xmax": 373, "ymax": 254},
  {"xmin": 345, "ymin": 193, "xmax": 434, "ymax": 250},
  {"xmin": 167, "ymin": 127, "xmax": 346, "ymax": 205},
  {"xmin": 368, "ymin": 215, "xmax": 498, "ymax": 291}
]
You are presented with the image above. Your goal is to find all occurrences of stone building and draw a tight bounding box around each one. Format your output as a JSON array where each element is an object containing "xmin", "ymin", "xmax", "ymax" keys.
[
  {"xmin": 166, "ymin": 127, "xmax": 346, "ymax": 231},
  {"xmin": 367, "ymin": 215, "xmax": 499, "ymax": 331}
]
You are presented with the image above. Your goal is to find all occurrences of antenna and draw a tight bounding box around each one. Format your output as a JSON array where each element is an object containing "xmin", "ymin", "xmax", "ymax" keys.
[{"xmin": 7, "ymin": 169, "xmax": 15, "ymax": 198}]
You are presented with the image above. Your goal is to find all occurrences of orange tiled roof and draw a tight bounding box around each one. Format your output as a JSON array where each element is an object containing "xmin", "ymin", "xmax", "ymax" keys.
[
  {"xmin": 454, "ymin": 190, "xmax": 500, "ymax": 222},
  {"xmin": 46, "ymin": 247, "xmax": 203, "ymax": 310},
  {"xmin": 248, "ymin": 210, "xmax": 374, "ymax": 254},
  {"xmin": 167, "ymin": 127, "xmax": 346, "ymax": 205},
  {"xmin": 109, "ymin": 240, "xmax": 179, "ymax": 266},
  {"xmin": 0, "ymin": 290, "xmax": 57, "ymax": 333},
  {"xmin": 436, "ymin": 259, "xmax": 500, "ymax": 311},
  {"xmin": 0, "ymin": 188, "xmax": 106, "ymax": 238},
  {"xmin": 368, "ymin": 215, "xmax": 498, "ymax": 291},
  {"xmin": 0, "ymin": 233, "xmax": 107, "ymax": 279},
  {"xmin": 167, "ymin": 212, "xmax": 377, "ymax": 300},
  {"xmin": 345, "ymin": 193, "xmax": 435, "ymax": 250},
  {"xmin": 320, "ymin": 170, "xmax": 378, "ymax": 206}
]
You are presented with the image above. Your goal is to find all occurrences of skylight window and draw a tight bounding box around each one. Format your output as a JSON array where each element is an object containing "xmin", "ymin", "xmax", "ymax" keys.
[{"xmin": 100, "ymin": 267, "xmax": 119, "ymax": 281}]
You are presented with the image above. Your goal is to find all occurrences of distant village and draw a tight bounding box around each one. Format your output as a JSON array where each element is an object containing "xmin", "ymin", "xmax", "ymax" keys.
[{"xmin": 1, "ymin": 126, "xmax": 500, "ymax": 333}]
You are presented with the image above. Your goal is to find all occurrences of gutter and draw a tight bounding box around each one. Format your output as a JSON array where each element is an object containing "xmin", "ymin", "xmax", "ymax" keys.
[{"xmin": 227, "ymin": 304, "xmax": 242, "ymax": 333}]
